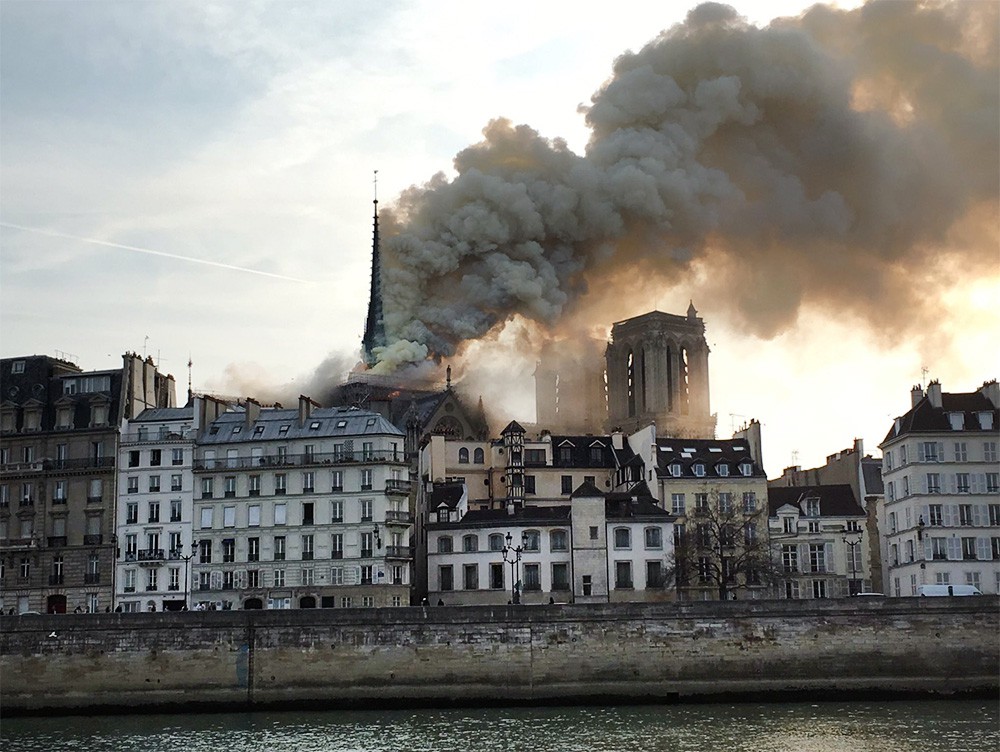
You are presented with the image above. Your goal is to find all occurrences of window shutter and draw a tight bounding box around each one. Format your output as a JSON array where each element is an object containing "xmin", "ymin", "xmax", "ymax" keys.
[
  {"xmin": 937, "ymin": 442, "xmax": 945, "ymax": 461},
  {"xmin": 971, "ymin": 474, "xmax": 984, "ymax": 495},
  {"xmin": 210, "ymin": 570, "xmax": 223, "ymax": 589},
  {"xmin": 946, "ymin": 538, "xmax": 961, "ymax": 561},
  {"xmin": 976, "ymin": 538, "xmax": 991, "ymax": 561},
  {"xmin": 921, "ymin": 505, "xmax": 930, "ymax": 525},
  {"xmin": 923, "ymin": 538, "xmax": 932, "ymax": 560},
  {"xmin": 947, "ymin": 475, "xmax": 957, "ymax": 494},
  {"xmin": 824, "ymin": 542, "xmax": 835, "ymax": 574},
  {"xmin": 944, "ymin": 504, "xmax": 957, "ymax": 527},
  {"xmin": 799, "ymin": 543, "xmax": 810, "ymax": 573},
  {"xmin": 973, "ymin": 504, "xmax": 984, "ymax": 526},
  {"xmin": 918, "ymin": 443, "xmax": 926, "ymax": 462},
  {"xmin": 234, "ymin": 570, "xmax": 246, "ymax": 589}
]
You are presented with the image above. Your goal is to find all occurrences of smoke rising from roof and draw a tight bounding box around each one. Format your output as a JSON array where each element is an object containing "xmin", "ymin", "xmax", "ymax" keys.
[{"xmin": 377, "ymin": 1, "xmax": 998, "ymax": 367}]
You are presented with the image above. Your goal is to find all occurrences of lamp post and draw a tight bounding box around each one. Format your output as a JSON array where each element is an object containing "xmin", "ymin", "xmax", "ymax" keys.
[
  {"xmin": 502, "ymin": 531, "xmax": 526, "ymax": 604},
  {"xmin": 843, "ymin": 529, "xmax": 863, "ymax": 596},
  {"xmin": 180, "ymin": 541, "xmax": 197, "ymax": 611}
]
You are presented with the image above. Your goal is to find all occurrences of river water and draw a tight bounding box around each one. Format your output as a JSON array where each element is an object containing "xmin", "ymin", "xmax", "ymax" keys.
[{"xmin": 2, "ymin": 701, "xmax": 996, "ymax": 751}]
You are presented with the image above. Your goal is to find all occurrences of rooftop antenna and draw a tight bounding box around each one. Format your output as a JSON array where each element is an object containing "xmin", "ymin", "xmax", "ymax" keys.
[
  {"xmin": 921, "ymin": 365, "xmax": 929, "ymax": 389},
  {"xmin": 187, "ymin": 355, "xmax": 193, "ymax": 402},
  {"xmin": 729, "ymin": 413, "xmax": 747, "ymax": 432},
  {"xmin": 791, "ymin": 449, "xmax": 800, "ymax": 466},
  {"xmin": 143, "ymin": 335, "xmax": 149, "ymax": 359}
]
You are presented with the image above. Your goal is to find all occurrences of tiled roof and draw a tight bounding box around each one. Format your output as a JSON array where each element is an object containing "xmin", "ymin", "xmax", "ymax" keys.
[
  {"xmin": 199, "ymin": 406, "xmax": 403, "ymax": 444},
  {"xmin": 882, "ymin": 389, "xmax": 998, "ymax": 443},
  {"xmin": 654, "ymin": 437, "xmax": 765, "ymax": 479},
  {"xmin": 549, "ymin": 435, "xmax": 636, "ymax": 469},
  {"xmin": 571, "ymin": 480, "xmax": 604, "ymax": 498},
  {"xmin": 133, "ymin": 407, "xmax": 194, "ymax": 422},
  {"xmin": 430, "ymin": 482, "xmax": 466, "ymax": 510},
  {"xmin": 501, "ymin": 420, "xmax": 526, "ymax": 435},
  {"xmin": 433, "ymin": 505, "xmax": 572, "ymax": 529},
  {"xmin": 767, "ymin": 484, "xmax": 865, "ymax": 517}
]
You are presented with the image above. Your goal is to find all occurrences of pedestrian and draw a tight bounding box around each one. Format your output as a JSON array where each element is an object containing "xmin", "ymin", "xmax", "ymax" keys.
[
  {"xmin": 73, "ymin": 605, "xmax": 82, "ymax": 614},
  {"xmin": 437, "ymin": 599, "xmax": 444, "ymax": 606},
  {"xmin": 421, "ymin": 597, "xmax": 428, "ymax": 607}
]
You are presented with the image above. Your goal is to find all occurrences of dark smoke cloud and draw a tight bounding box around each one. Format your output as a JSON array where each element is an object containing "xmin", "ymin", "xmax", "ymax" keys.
[{"xmin": 378, "ymin": 0, "xmax": 998, "ymax": 366}]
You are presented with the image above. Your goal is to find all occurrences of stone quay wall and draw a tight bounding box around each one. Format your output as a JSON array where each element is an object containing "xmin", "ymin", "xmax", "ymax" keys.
[{"xmin": 1, "ymin": 598, "xmax": 996, "ymax": 715}]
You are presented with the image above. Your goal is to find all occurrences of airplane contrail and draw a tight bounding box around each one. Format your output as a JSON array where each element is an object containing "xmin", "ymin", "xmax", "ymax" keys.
[{"xmin": 0, "ymin": 222, "xmax": 308, "ymax": 283}]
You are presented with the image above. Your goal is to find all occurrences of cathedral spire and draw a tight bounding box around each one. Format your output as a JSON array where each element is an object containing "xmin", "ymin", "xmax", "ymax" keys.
[{"xmin": 362, "ymin": 170, "xmax": 387, "ymax": 367}]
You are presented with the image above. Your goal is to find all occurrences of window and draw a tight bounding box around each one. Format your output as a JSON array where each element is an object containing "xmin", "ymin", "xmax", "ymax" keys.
[
  {"xmin": 490, "ymin": 563, "xmax": 505, "ymax": 589},
  {"xmin": 360, "ymin": 499, "xmax": 373, "ymax": 522},
  {"xmin": 463, "ymin": 564, "xmax": 479, "ymax": 590},
  {"xmin": 719, "ymin": 493, "xmax": 733, "ymax": 514},
  {"xmin": 671, "ymin": 493, "xmax": 686, "ymax": 515},
  {"xmin": 615, "ymin": 561, "xmax": 632, "ymax": 589},
  {"xmin": 247, "ymin": 570, "xmax": 260, "ymax": 589},
  {"xmin": 273, "ymin": 569, "xmax": 285, "ymax": 587},
  {"xmin": 957, "ymin": 473, "xmax": 970, "ymax": 493},
  {"xmin": 809, "ymin": 543, "xmax": 826, "ymax": 573},
  {"xmin": 614, "ymin": 528, "xmax": 631, "ymax": 549},
  {"xmin": 646, "ymin": 561, "xmax": 664, "ymax": 589},
  {"xmin": 782, "ymin": 545, "xmax": 798, "ymax": 573},
  {"xmin": 739, "ymin": 462, "xmax": 753, "ymax": 477},
  {"xmin": 150, "ymin": 449, "xmax": 162, "ymax": 466},
  {"xmin": 695, "ymin": 494, "xmax": 709, "ymax": 513},
  {"xmin": 361, "ymin": 469, "xmax": 373, "ymax": 491},
  {"xmin": 462, "ymin": 534, "xmax": 478, "ymax": 553},
  {"xmin": 987, "ymin": 474, "xmax": 1000, "ymax": 493},
  {"xmin": 804, "ymin": 498, "xmax": 820, "ymax": 517},
  {"xmin": 302, "ymin": 534, "xmax": 314, "ymax": 561},
  {"xmin": 148, "ymin": 501, "xmax": 160, "ymax": 523},
  {"xmin": 128, "ymin": 451, "xmax": 140, "ymax": 468},
  {"xmin": 808, "ymin": 521, "xmax": 820, "ymax": 534},
  {"xmin": 920, "ymin": 442, "xmax": 941, "ymax": 462},
  {"xmin": 331, "ymin": 500, "xmax": 344, "ymax": 523},
  {"xmin": 743, "ymin": 492, "xmax": 757, "ymax": 513},
  {"xmin": 717, "ymin": 464, "xmax": 729, "ymax": 477},
  {"xmin": 589, "ymin": 446, "xmax": 603, "ymax": 465},
  {"xmin": 985, "ymin": 442, "xmax": 998, "ymax": 464},
  {"xmin": 439, "ymin": 565, "xmax": 454, "ymax": 591},
  {"xmin": 222, "ymin": 539, "xmax": 235, "ymax": 563},
  {"xmin": 959, "ymin": 504, "xmax": 973, "ymax": 526},
  {"xmin": 523, "ymin": 563, "xmax": 540, "ymax": 591},
  {"xmin": 223, "ymin": 506, "xmax": 236, "ymax": 528},
  {"xmin": 954, "ymin": 442, "xmax": 968, "ymax": 461},
  {"xmin": 127, "ymin": 476, "xmax": 139, "ymax": 494},
  {"xmin": 199, "ymin": 540, "xmax": 212, "ymax": 564},
  {"xmin": 561, "ymin": 476, "xmax": 573, "ymax": 495},
  {"xmin": 247, "ymin": 504, "xmax": 260, "ymax": 528},
  {"xmin": 559, "ymin": 446, "xmax": 573, "ymax": 464},
  {"xmin": 488, "ymin": 534, "xmax": 504, "ymax": 552},
  {"xmin": 201, "ymin": 478, "xmax": 213, "ymax": 499},
  {"xmin": 550, "ymin": 530, "xmax": 568, "ymax": 551},
  {"xmin": 171, "ymin": 474, "xmax": 182, "ymax": 492},
  {"xmin": 275, "ymin": 474, "xmax": 287, "ymax": 495},
  {"xmin": 783, "ymin": 580, "xmax": 800, "ymax": 599},
  {"xmin": 474, "ymin": 448, "xmax": 484, "ymax": 464},
  {"xmin": 331, "ymin": 471, "xmax": 343, "ymax": 492},
  {"xmin": 928, "ymin": 504, "xmax": 943, "ymax": 526},
  {"xmin": 525, "ymin": 475, "xmax": 536, "ymax": 495},
  {"xmin": 644, "ymin": 527, "xmax": 663, "ymax": 549},
  {"xmin": 669, "ymin": 463, "xmax": 682, "ymax": 478},
  {"xmin": 693, "ymin": 464, "xmax": 705, "ymax": 477},
  {"xmin": 812, "ymin": 580, "xmax": 828, "ymax": 599},
  {"xmin": 457, "ymin": 447, "xmax": 470, "ymax": 464},
  {"xmin": 248, "ymin": 537, "xmax": 260, "ymax": 562},
  {"xmin": 172, "ymin": 448, "xmax": 183, "ymax": 466},
  {"xmin": 126, "ymin": 502, "xmax": 138, "ymax": 524},
  {"xmin": 522, "ymin": 530, "xmax": 540, "ymax": 551},
  {"xmin": 589, "ymin": 526, "xmax": 599, "ymax": 541},
  {"xmin": 331, "ymin": 534, "xmax": 343, "ymax": 559},
  {"xmin": 437, "ymin": 536, "xmax": 453, "ymax": 553},
  {"xmin": 302, "ymin": 471, "xmax": 315, "ymax": 493},
  {"xmin": 931, "ymin": 537, "xmax": 947, "ymax": 560},
  {"xmin": 223, "ymin": 476, "xmax": 236, "ymax": 497},
  {"xmin": 20, "ymin": 558, "xmax": 30, "ymax": 578},
  {"xmin": 200, "ymin": 507, "xmax": 213, "ymax": 529},
  {"xmin": 274, "ymin": 503, "xmax": 287, "ymax": 525},
  {"xmin": 274, "ymin": 536, "xmax": 286, "ymax": 561},
  {"xmin": 300, "ymin": 502, "xmax": 314, "ymax": 526}
]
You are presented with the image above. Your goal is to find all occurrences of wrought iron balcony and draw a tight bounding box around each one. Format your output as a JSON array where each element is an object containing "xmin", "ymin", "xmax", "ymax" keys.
[
  {"xmin": 385, "ymin": 479, "xmax": 412, "ymax": 495},
  {"xmin": 384, "ymin": 510, "xmax": 413, "ymax": 524},
  {"xmin": 137, "ymin": 549, "xmax": 165, "ymax": 564},
  {"xmin": 47, "ymin": 536, "xmax": 67, "ymax": 548},
  {"xmin": 83, "ymin": 534, "xmax": 103, "ymax": 545},
  {"xmin": 84, "ymin": 572, "xmax": 101, "ymax": 584},
  {"xmin": 193, "ymin": 448, "xmax": 406, "ymax": 472},
  {"xmin": 385, "ymin": 545, "xmax": 413, "ymax": 560},
  {"xmin": 48, "ymin": 574, "xmax": 64, "ymax": 585}
]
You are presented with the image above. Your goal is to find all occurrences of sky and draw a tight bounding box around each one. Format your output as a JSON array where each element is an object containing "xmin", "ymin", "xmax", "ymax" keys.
[{"xmin": 1, "ymin": 0, "xmax": 997, "ymax": 477}]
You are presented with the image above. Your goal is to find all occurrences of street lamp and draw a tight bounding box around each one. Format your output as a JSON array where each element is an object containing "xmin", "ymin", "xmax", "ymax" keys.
[
  {"xmin": 372, "ymin": 524, "xmax": 382, "ymax": 550},
  {"xmin": 180, "ymin": 541, "xmax": 197, "ymax": 611},
  {"xmin": 843, "ymin": 529, "xmax": 863, "ymax": 595},
  {"xmin": 502, "ymin": 531, "xmax": 527, "ymax": 604}
]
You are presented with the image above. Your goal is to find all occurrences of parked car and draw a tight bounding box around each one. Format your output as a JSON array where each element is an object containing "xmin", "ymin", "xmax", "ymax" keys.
[{"xmin": 916, "ymin": 584, "xmax": 982, "ymax": 597}]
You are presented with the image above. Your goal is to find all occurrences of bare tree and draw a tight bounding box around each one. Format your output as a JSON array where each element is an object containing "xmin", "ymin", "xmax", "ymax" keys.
[{"xmin": 666, "ymin": 488, "xmax": 776, "ymax": 600}]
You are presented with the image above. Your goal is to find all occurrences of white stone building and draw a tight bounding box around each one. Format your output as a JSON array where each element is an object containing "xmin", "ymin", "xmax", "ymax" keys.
[
  {"xmin": 191, "ymin": 399, "xmax": 413, "ymax": 610},
  {"xmin": 879, "ymin": 380, "xmax": 1000, "ymax": 596},
  {"xmin": 767, "ymin": 485, "xmax": 870, "ymax": 598}
]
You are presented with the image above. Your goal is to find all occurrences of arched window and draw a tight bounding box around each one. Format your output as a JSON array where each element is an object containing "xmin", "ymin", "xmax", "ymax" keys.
[
  {"xmin": 489, "ymin": 533, "xmax": 505, "ymax": 552},
  {"xmin": 463, "ymin": 534, "xmax": 478, "ymax": 552},
  {"xmin": 437, "ymin": 535, "xmax": 453, "ymax": 553},
  {"xmin": 473, "ymin": 448, "xmax": 485, "ymax": 464},
  {"xmin": 644, "ymin": 527, "xmax": 663, "ymax": 550},
  {"xmin": 613, "ymin": 527, "xmax": 631, "ymax": 549},
  {"xmin": 522, "ymin": 530, "xmax": 540, "ymax": 551},
  {"xmin": 550, "ymin": 529, "xmax": 568, "ymax": 551},
  {"xmin": 458, "ymin": 447, "xmax": 470, "ymax": 464}
]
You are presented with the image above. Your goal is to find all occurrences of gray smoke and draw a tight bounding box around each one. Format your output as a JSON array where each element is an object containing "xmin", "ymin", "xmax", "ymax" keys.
[{"xmin": 377, "ymin": 0, "xmax": 998, "ymax": 367}]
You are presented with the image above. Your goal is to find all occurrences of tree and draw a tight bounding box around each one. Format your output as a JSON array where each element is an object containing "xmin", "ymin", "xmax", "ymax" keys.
[{"xmin": 666, "ymin": 487, "xmax": 777, "ymax": 600}]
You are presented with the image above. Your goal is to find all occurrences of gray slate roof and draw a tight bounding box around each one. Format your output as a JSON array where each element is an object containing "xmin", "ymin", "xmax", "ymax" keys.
[{"xmin": 199, "ymin": 406, "xmax": 403, "ymax": 444}]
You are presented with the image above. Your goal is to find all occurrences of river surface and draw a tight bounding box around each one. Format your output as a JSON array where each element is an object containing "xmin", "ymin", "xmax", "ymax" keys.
[{"xmin": 2, "ymin": 700, "xmax": 996, "ymax": 752}]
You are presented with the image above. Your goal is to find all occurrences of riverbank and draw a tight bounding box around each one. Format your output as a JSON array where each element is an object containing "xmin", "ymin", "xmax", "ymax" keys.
[{"xmin": 2, "ymin": 598, "xmax": 996, "ymax": 716}]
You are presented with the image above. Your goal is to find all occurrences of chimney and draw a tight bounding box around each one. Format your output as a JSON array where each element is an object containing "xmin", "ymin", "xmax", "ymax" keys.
[
  {"xmin": 979, "ymin": 379, "xmax": 1000, "ymax": 409},
  {"xmin": 298, "ymin": 395, "xmax": 316, "ymax": 427},
  {"xmin": 611, "ymin": 429, "xmax": 623, "ymax": 451},
  {"xmin": 910, "ymin": 384, "xmax": 924, "ymax": 408},
  {"xmin": 245, "ymin": 397, "xmax": 261, "ymax": 429},
  {"xmin": 926, "ymin": 380, "xmax": 942, "ymax": 408}
]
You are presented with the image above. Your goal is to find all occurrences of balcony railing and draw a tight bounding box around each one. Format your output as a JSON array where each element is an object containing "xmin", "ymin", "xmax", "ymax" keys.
[
  {"xmin": 193, "ymin": 448, "xmax": 405, "ymax": 472},
  {"xmin": 137, "ymin": 549, "xmax": 165, "ymax": 563},
  {"xmin": 19, "ymin": 499, "xmax": 34, "ymax": 507},
  {"xmin": 84, "ymin": 572, "xmax": 101, "ymax": 584},
  {"xmin": 385, "ymin": 479, "xmax": 412, "ymax": 495},
  {"xmin": 385, "ymin": 545, "xmax": 412, "ymax": 560},
  {"xmin": 47, "ymin": 536, "xmax": 67, "ymax": 548},
  {"xmin": 385, "ymin": 510, "xmax": 413, "ymax": 524},
  {"xmin": 1, "ymin": 461, "xmax": 44, "ymax": 474},
  {"xmin": 52, "ymin": 497, "xmax": 67, "ymax": 506},
  {"xmin": 45, "ymin": 457, "xmax": 115, "ymax": 471},
  {"xmin": 84, "ymin": 534, "xmax": 103, "ymax": 545},
  {"xmin": 168, "ymin": 584, "xmax": 180, "ymax": 591},
  {"xmin": 120, "ymin": 431, "xmax": 187, "ymax": 445},
  {"xmin": 361, "ymin": 548, "xmax": 374, "ymax": 558},
  {"xmin": 48, "ymin": 574, "xmax": 64, "ymax": 585}
]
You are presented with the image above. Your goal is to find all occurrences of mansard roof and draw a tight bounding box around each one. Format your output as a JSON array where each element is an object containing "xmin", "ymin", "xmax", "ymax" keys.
[
  {"xmin": 882, "ymin": 388, "xmax": 998, "ymax": 443},
  {"xmin": 548, "ymin": 434, "xmax": 636, "ymax": 468},
  {"xmin": 431, "ymin": 505, "xmax": 573, "ymax": 529},
  {"xmin": 199, "ymin": 405, "xmax": 403, "ymax": 444},
  {"xmin": 767, "ymin": 484, "xmax": 865, "ymax": 518},
  {"xmin": 654, "ymin": 437, "xmax": 765, "ymax": 479},
  {"xmin": 430, "ymin": 481, "xmax": 466, "ymax": 510}
]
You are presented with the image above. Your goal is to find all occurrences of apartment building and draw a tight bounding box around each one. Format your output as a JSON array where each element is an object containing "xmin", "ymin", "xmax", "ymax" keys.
[{"xmin": 880, "ymin": 380, "xmax": 1000, "ymax": 596}]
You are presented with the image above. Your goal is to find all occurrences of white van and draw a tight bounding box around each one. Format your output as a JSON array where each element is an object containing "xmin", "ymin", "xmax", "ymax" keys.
[{"xmin": 917, "ymin": 584, "xmax": 983, "ymax": 597}]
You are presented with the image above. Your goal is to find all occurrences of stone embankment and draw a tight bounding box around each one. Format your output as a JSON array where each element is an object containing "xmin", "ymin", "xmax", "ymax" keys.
[{"xmin": 1, "ymin": 598, "xmax": 996, "ymax": 715}]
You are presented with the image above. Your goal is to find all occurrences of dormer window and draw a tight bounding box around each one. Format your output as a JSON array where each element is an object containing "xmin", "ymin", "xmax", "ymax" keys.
[
  {"xmin": 804, "ymin": 498, "xmax": 821, "ymax": 517},
  {"xmin": 23, "ymin": 407, "xmax": 41, "ymax": 431},
  {"xmin": 669, "ymin": 463, "xmax": 682, "ymax": 478},
  {"xmin": 979, "ymin": 412, "xmax": 995, "ymax": 431},
  {"xmin": 693, "ymin": 463, "xmax": 705, "ymax": 478},
  {"xmin": 717, "ymin": 464, "xmax": 729, "ymax": 477},
  {"xmin": 56, "ymin": 405, "xmax": 73, "ymax": 429},
  {"xmin": 948, "ymin": 412, "xmax": 964, "ymax": 431},
  {"xmin": 739, "ymin": 462, "xmax": 753, "ymax": 476}
]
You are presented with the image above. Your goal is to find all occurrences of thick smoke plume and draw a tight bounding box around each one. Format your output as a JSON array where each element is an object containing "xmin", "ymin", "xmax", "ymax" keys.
[{"xmin": 378, "ymin": 0, "xmax": 998, "ymax": 366}]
